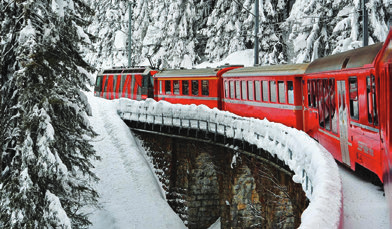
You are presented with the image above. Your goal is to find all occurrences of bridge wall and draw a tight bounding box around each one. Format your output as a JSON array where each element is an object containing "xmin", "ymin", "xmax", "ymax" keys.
[{"xmin": 134, "ymin": 130, "xmax": 308, "ymax": 229}]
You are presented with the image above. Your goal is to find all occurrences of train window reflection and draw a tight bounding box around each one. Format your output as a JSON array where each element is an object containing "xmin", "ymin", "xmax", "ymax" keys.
[
  {"xmin": 242, "ymin": 81, "xmax": 247, "ymax": 100},
  {"xmin": 270, "ymin": 81, "xmax": 277, "ymax": 102},
  {"xmin": 224, "ymin": 81, "xmax": 229, "ymax": 98},
  {"xmin": 330, "ymin": 79, "xmax": 337, "ymax": 134},
  {"xmin": 318, "ymin": 79, "xmax": 324, "ymax": 128},
  {"xmin": 165, "ymin": 80, "xmax": 171, "ymax": 94},
  {"xmin": 159, "ymin": 81, "xmax": 163, "ymax": 94},
  {"xmin": 307, "ymin": 81, "xmax": 311, "ymax": 107},
  {"xmin": 278, "ymin": 81, "xmax": 286, "ymax": 103},
  {"xmin": 367, "ymin": 75, "xmax": 378, "ymax": 125},
  {"xmin": 192, "ymin": 80, "xmax": 199, "ymax": 96},
  {"xmin": 255, "ymin": 81, "xmax": 261, "ymax": 101},
  {"xmin": 262, "ymin": 81, "xmax": 269, "ymax": 102},
  {"xmin": 230, "ymin": 81, "xmax": 235, "ymax": 98},
  {"xmin": 248, "ymin": 81, "xmax": 254, "ymax": 100},
  {"xmin": 288, "ymin": 81, "xmax": 294, "ymax": 104},
  {"xmin": 349, "ymin": 77, "xmax": 359, "ymax": 120},
  {"xmin": 202, "ymin": 80, "xmax": 209, "ymax": 96},
  {"xmin": 173, "ymin": 80, "xmax": 180, "ymax": 95},
  {"xmin": 236, "ymin": 81, "xmax": 241, "ymax": 100},
  {"xmin": 182, "ymin": 80, "xmax": 189, "ymax": 95}
]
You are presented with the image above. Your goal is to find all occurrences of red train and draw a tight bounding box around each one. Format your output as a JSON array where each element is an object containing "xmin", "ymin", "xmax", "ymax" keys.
[{"xmin": 95, "ymin": 30, "xmax": 392, "ymax": 206}]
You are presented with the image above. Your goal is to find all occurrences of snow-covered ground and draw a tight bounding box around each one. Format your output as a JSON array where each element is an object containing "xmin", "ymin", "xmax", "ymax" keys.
[
  {"xmin": 339, "ymin": 166, "xmax": 389, "ymax": 228},
  {"xmin": 86, "ymin": 93, "xmax": 185, "ymax": 229},
  {"xmin": 85, "ymin": 92, "xmax": 389, "ymax": 228}
]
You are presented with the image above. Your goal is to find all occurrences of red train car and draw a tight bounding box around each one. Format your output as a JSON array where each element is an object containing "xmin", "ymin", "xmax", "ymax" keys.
[
  {"xmin": 153, "ymin": 66, "xmax": 242, "ymax": 109},
  {"xmin": 303, "ymin": 31, "xmax": 392, "ymax": 186},
  {"xmin": 303, "ymin": 43, "xmax": 385, "ymax": 180},
  {"xmin": 94, "ymin": 67, "xmax": 158, "ymax": 100},
  {"xmin": 221, "ymin": 64, "xmax": 308, "ymax": 129}
]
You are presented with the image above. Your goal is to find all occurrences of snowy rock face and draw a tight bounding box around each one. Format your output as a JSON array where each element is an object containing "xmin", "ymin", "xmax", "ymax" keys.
[{"xmin": 87, "ymin": 0, "xmax": 390, "ymax": 69}]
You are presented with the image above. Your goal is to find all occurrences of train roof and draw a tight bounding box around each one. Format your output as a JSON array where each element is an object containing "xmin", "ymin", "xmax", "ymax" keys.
[
  {"xmin": 221, "ymin": 63, "xmax": 309, "ymax": 77},
  {"xmin": 99, "ymin": 67, "xmax": 154, "ymax": 75},
  {"xmin": 155, "ymin": 67, "xmax": 229, "ymax": 78},
  {"xmin": 305, "ymin": 42, "xmax": 383, "ymax": 74}
]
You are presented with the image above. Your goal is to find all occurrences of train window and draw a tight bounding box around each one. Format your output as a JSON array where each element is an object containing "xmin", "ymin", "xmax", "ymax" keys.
[
  {"xmin": 324, "ymin": 79, "xmax": 331, "ymax": 131},
  {"xmin": 236, "ymin": 81, "xmax": 241, "ymax": 100},
  {"xmin": 367, "ymin": 75, "xmax": 378, "ymax": 125},
  {"xmin": 349, "ymin": 77, "xmax": 359, "ymax": 120},
  {"xmin": 278, "ymin": 81, "xmax": 286, "ymax": 103},
  {"xmin": 255, "ymin": 81, "xmax": 261, "ymax": 101},
  {"xmin": 248, "ymin": 81, "xmax": 254, "ymax": 100},
  {"xmin": 312, "ymin": 80, "xmax": 317, "ymax": 108},
  {"xmin": 202, "ymin": 80, "xmax": 209, "ymax": 96},
  {"xmin": 95, "ymin": 76, "xmax": 103, "ymax": 92},
  {"xmin": 182, "ymin": 80, "xmax": 189, "ymax": 95},
  {"xmin": 317, "ymin": 80, "xmax": 324, "ymax": 128},
  {"xmin": 192, "ymin": 80, "xmax": 199, "ymax": 96},
  {"xmin": 288, "ymin": 81, "xmax": 294, "ymax": 104},
  {"xmin": 307, "ymin": 81, "xmax": 311, "ymax": 107},
  {"xmin": 242, "ymin": 81, "xmax": 247, "ymax": 100},
  {"xmin": 270, "ymin": 81, "xmax": 277, "ymax": 102},
  {"xmin": 159, "ymin": 81, "xmax": 163, "ymax": 94},
  {"xmin": 131, "ymin": 75, "xmax": 135, "ymax": 96},
  {"xmin": 120, "ymin": 75, "xmax": 126, "ymax": 97},
  {"xmin": 95, "ymin": 76, "xmax": 102, "ymax": 88},
  {"xmin": 112, "ymin": 76, "xmax": 117, "ymax": 94},
  {"xmin": 173, "ymin": 80, "xmax": 180, "ymax": 95},
  {"xmin": 230, "ymin": 81, "xmax": 235, "ymax": 98},
  {"xmin": 107, "ymin": 75, "xmax": 115, "ymax": 99},
  {"xmin": 262, "ymin": 81, "xmax": 269, "ymax": 102},
  {"xmin": 116, "ymin": 76, "xmax": 122, "ymax": 96},
  {"xmin": 330, "ymin": 79, "xmax": 337, "ymax": 133},
  {"xmin": 225, "ymin": 81, "xmax": 229, "ymax": 98},
  {"xmin": 165, "ymin": 80, "xmax": 171, "ymax": 94}
]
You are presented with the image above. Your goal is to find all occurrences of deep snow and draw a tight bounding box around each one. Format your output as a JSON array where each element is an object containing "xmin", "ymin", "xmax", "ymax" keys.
[{"xmin": 86, "ymin": 93, "xmax": 186, "ymax": 229}]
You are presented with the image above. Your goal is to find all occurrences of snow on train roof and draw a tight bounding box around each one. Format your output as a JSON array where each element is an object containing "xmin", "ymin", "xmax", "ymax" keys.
[
  {"xmin": 154, "ymin": 67, "xmax": 223, "ymax": 78},
  {"xmin": 222, "ymin": 63, "xmax": 309, "ymax": 77},
  {"xmin": 305, "ymin": 42, "xmax": 383, "ymax": 74}
]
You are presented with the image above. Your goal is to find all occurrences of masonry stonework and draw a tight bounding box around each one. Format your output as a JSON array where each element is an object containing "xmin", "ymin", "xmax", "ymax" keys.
[{"xmin": 134, "ymin": 131, "xmax": 308, "ymax": 229}]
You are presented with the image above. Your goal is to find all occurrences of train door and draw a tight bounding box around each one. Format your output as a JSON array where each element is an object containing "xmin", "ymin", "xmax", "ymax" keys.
[
  {"xmin": 337, "ymin": 80, "xmax": 351, "ymax": 166},
  {"xmin": 302, "ymin": 79, "xmax": 319, "ymax": 138}
]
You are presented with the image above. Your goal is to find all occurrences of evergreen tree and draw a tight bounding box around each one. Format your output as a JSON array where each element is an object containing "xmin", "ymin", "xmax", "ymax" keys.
[
  {"xmin": 0, "ymin": 0, "xmax": 99, "ymax": 228},
  {"xmin": 260, "ymin": 0, "xmax": 289, "ymax": 64},
  {"xmin": 87, "ymin": 0, "xmax": 130, "ymax": 69},
  {"xmin": 202, "ymin": 0, "xmax": 253, "ymax": 62}
]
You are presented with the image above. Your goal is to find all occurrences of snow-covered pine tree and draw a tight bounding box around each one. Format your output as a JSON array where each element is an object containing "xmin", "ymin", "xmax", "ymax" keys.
[
  {"xmin": 260, "ymin": 0, "xmax": 289, "ymax": 64},
  {"xmin": 0, "ymin": 0, "xmax": 99, "ymax": 228},
  {"xmin": 202, "ymin": 0, "xmax": 253, "ymax": 62},
  {"xmin": 87, "ymin": 0, "xmax": 129, "ymax": 69},
  {"xmin": 286, "ymin": 0, "xmax": 390, "ymax": 63},
  {"xmin": 284, "ymin": 0, "xmax": 333, "ymax": 63}
]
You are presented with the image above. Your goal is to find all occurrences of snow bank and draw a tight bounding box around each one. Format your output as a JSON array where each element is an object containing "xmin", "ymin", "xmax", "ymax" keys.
[{"xmin": 118, "ymin": 98, "xmax": 343, "ymax": 229}]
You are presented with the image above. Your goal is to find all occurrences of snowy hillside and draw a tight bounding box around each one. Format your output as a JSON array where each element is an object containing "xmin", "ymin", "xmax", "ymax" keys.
[{"xmin": 86, "ymin": 0, "xmax": 392, "ymax": 69}]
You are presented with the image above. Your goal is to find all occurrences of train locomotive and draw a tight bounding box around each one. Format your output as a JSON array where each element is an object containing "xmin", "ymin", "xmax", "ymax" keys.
[{"xmin": 94, "ymin": 30, "xmax": 392, "ymax": 218}]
